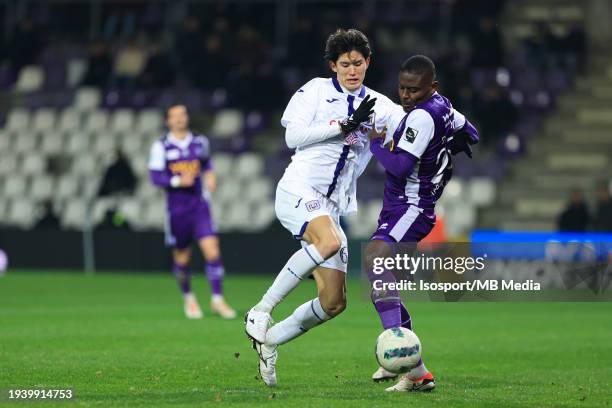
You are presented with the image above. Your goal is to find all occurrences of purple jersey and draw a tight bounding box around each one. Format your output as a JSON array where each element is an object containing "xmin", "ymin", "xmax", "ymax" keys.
[
  {"xmin": 148, "ymin": 132, "xmax": 213, "ymax": 215},
  {"xmin": 383, "ymin": 93, "xmax": 465, "ymax": 217}
]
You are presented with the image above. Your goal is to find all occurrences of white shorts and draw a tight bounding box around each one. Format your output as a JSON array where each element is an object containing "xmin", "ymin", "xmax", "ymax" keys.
[{"xmin": 275, "ymin": 184, "xmax": 348, "ymax": 273}]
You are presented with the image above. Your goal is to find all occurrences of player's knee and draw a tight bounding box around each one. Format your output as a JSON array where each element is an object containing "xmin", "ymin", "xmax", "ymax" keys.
[
  {"xmin": 315, "ymin": 236, "xmax": 341, "ymax": 259},
  {"xmin": 321, "ymin": 296, "xmax": 346, "ymax": 317}
]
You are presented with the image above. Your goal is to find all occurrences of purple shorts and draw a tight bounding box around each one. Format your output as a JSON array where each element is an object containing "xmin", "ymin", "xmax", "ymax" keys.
[
  {"xmin": 371, "ymin": 205, "xmax": 435, "ymax": 243},
  {"xmin": 165, "ymin": 203, "xmax": 217, "ymax": 249}
]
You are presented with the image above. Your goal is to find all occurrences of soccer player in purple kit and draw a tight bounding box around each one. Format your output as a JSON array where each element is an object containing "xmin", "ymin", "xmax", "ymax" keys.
[
  {"xmin": 148, "ymin": 104, "xmax": 237, "ymax": 320},
  {"xmin": 366, "ymin": 55, "xmax": 479, "ymax": 391}
]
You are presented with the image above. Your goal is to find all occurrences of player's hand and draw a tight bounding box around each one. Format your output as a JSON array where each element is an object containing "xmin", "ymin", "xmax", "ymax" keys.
[
  {"xmin": 205, "ymin": 171, "xmax": 217, "ymax": 192},
  {"xmin": 179, "ymin": 172, "xmax": 196, "ymax": 187},
  {"xmin": 369, "ymin": 125, "xmax": 387, "ymax": 142},
  {"xmin": 449, "ymin": 120, "xmax": 479, "ymax": 158},
  {"xmin": 339, "ymin": 94, "xmax": 377, "ymax": 135}
]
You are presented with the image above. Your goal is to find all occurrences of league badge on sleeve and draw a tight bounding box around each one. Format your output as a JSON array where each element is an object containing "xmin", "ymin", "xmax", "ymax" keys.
[{"xmin": 404, "ymin": 127, "xmax": 418, "ymax": 143}]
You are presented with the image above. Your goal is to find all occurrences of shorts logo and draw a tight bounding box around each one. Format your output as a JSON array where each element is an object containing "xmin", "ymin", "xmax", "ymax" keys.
[
  {"xmin": 404, "ymin": 127, "xmax": 418, "ymax": 143},
  {"xmin": 305, "ymin": 200, "xmax": 321, "ymax": 212},
  {"xmin": 379, "ymin": 223, "xmax": 388, "ymax": 230},
  {"xmin": 339, "ymin": 246, "xmax": 348, "ymax": 264}
]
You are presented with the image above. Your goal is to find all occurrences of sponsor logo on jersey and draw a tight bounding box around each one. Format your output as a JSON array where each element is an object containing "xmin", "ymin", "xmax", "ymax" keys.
[
  {"xmin": 169, "ymin": 159, "xmax": 200, "ymax": 175},
  {"xmin": 305, "ymin": 200, "xmax": 321, "ymax": 212},
  {"xmin": 166, "ymin": 149, "xmax": 181, "ymax": 160},
  {"xmin": 404, "ymin": 127, "xmax": 418, "ymax": 143}
]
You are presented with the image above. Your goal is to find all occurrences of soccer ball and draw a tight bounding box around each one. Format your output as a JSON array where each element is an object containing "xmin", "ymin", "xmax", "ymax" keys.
[{"xmin": 375, "ymin": 327, "xmax": 422, "ymax": 373}]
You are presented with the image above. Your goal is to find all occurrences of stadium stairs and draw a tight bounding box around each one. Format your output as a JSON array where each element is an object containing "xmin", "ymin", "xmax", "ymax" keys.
[{"xmin": 479, "ymin": 0, "xmax": 612, "ymax": 231}]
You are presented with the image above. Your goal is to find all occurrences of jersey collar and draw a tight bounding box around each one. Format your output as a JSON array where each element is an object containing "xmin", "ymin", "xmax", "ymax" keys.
[
  {"xmin": 167, "ymin": 131, "xmax": 193, "ymax": 149},
  {"xmin": 331, "ymin": 76, "xmax": 366, "ymax": 98}
]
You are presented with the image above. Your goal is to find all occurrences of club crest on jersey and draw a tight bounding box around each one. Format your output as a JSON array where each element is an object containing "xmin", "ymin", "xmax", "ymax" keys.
[
  {"xmin": 326, "ymin": 98, "xmax": 339, "ymax": 103},
  {"xmin": 404, "ymin": 127, "xmax": 418, "ymax": 143},
  {"xmin": 305, "ymin": 200, "xmax": 321, "ymax": 212}
]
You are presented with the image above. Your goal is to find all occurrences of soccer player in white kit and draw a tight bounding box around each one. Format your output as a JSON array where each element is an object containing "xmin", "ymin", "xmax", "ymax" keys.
[{"xmin": 244, "ymin": 29, "xmax": 401, "ymax": 386}]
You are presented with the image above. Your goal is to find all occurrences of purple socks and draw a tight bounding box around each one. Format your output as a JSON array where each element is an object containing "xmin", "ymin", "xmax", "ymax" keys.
[
  {"xmin": 206, "ymin": 258, "xmax": 225, "ymax": 296},
  {"xmin": 173, "ymin": 263, "xmax": 191, "ymax": 294}
]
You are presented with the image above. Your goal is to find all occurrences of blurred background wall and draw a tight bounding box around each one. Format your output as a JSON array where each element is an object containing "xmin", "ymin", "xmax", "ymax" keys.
[{"xmin": 0, "ymin": 0, "xmax": 610, "ymax": 272}]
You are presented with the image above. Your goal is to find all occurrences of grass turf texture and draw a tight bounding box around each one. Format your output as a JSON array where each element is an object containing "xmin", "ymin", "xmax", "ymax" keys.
[{"xmin": 0, "ymin": 272, "xmax": 610, "ymax": 407}]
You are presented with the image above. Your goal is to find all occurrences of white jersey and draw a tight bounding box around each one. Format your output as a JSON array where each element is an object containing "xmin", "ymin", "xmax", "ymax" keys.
[{"xmin": 280, "ymin": 77, "xmax": 402, "ymax": 215}]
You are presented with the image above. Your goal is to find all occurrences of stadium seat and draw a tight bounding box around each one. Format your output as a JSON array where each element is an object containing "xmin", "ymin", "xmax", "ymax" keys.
[
  {"xmin": 21, "ymin": 154, "xmax": 46, "ymax": 176},
  {"xmin": 141, "ymin": 201, "xmax": 165, "ymax": 229},
  {"xmin": 217, "ymin": 179, "xmax": 242, "ymax": 203},
  {"xmin": 211, "ymin": 153, "xmax": 233, "ymax": 175},
  {"xmin": 4, "ymin": 177, "xmax": 29, "ymax": 199},
  {"xmin": 13, "ymin": 133, "xmax": 38, "ymax": 154},
  {"xmin": 40, "ymin": 132, "xmax": 65, "ymax": 154},
  {"xmin": 211, "ymin": 109, "xmax": 244, "ymax": 138},
  {"xmin": 446, "ymin": 204, "xmax": 476, "ymax": 237},
  {"xmin": 225, "ymin": 201, "xmax": 251, "ymax": 230},
  {"xmin": 7, "ymin": 199, "xmax": 37, "ymax": 228},
  {"xmin": 467, "ymin": 178, "xmax": 496, "ymax": 207},
  {"xmin": 84, "ymin": 110, "xmax": 109, "ymax": 133},
  {"xmin": 65, "ymin": 131, "xmax": 90, "ymax": 154},
  {"xmin": 71, "ymin": 154, "xmax": 99, "ymax": 176},
  {"xmin": 58, "ymin": 108, "xmax": 82, "ymax": 132},
  {"xmin": 0, "ymin": 198, "xmax": 6, "ymax": 223},
  {"xmin": 136, "ymin": 109, "xmax": 164, "ymax": 133},
  {"xmin": 136, "ymin": 182, "xmax": 160, "ymax": 200},
  {"xmin": 74, "ymin": 87, "xmax": 101, "ymax": 112},
  {"xmin": 5, "ymin": 108, "xmax": 30, "ymax": 132},
  {"xmin": 62, "ymin": 200, "xmax": 87, "ymax": 228},
  {"xmin": 119, "ymin": 135, "xmax": 143, "ymax": 156},
  {"xmin": 250, "ymin": 203, "xmax": 275, "ymax": 231},
  {"xmin": 130, "ymin": 153, "xmax": 149, "ymax": 178},
  {"xmin": 55, "ymin": 175, "xmax": 81, "ymax": 201},
  {"xmin": 118, "ymin": 198, "xmax": 142, "ymax": 225},
  {"xmin": 92, "ymin": 133, "xmax": 117, "ymax": 155},
  {"xmin": 66, "ymin": 59, "xmax": 87, "ymax": 88},
  {"xmin": 32, "ymin": 108, "xmax": 57, "ymax": 133},
  {"xmin": 0, "ymin": 131, "xmax": 10, "ymax": 151},
  {"xmin": 29, "ymin": 176, "xmax": 55, "ymax": 201},
  {"xmin": 0, "ymin": 154, "xmax": 18, "ymax": 176},
  {"xmin": 245, "ymin": 179, "xmax": 273, "ymax": 201},
  {"xmin": 235, "ymin": 153, "xmax": 264, "ymax": 179},
  {"xmin": 110, "ymin": 109, "xmax": 135, "ymax": 133},
  {"xmin": 14, "ymin": 65, "xmax": 44, "ymax": 93},
  {"xmin": 438, "ymin": 178, "xmax": 465, "ymax": 206}
]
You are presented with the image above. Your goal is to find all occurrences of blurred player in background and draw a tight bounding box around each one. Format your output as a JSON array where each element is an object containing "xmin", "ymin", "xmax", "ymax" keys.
[
  {"xmin": 244, "ymin": 28, "xmax": 401, "ymax": 386},
  {"xmin": 148, "ymin": 104, "xmax": 236, "ymax": 320},
  {"xmin": 366, "ymin": 55, "xmax": 479, "ymax": 391}
]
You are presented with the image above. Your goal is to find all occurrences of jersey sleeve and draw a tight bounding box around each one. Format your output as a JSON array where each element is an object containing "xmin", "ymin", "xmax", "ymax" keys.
[
  {"xmin": 382, "ymin": 104, "xmax": 408, "ymax": 146},
  {"xmin": 452, "ymin": 108, "xmax": 466, "ymax": 131},
  {"xmin": 197, "ymin": 136, "xmax": 213, "ymax": 171},
  {"xmin": 395, "ymin": 109, "xmax": 435, "ymax": 159},
  {"xmin": 280, "ymin": 78, "xmax": 320, "ymax": 128},
  {"xmin": 148, "ymin": 140, "xmax": 166, "ymax": 171}
]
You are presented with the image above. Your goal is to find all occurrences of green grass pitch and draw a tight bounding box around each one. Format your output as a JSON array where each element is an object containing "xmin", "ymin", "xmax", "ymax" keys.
[{"xmin": 1, "ymin": 271, "xmax": 610, "ymax": 407}]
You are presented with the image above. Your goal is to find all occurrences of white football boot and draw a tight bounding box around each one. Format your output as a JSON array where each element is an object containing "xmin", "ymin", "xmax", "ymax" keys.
[
  {"xmin": 184, "ymin": 293, "xmax": 203, "ymax": 319},
  {"xmin": 372, "ymin": 366, "xmax": 398, "ymax": 382},
  {"xmin": 253, "ymin": 342, "xmax": 278, "ymax": 387},
  {"xmin": 385, "ymin": 372, "xmax": 436, "ymax": 392},
  {"xmin": 210, "ymin": 298, "xmax": 237, "ymax": 319},
  {"xmin": 244, "ymin": 307, "xmax": 272, "ymax": 344}
]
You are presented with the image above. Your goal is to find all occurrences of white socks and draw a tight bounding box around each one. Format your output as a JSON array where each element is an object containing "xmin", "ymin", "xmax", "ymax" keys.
[
  {"xmin": 265, "ymin": 298, "xmax": 331, "ymax": 346},
  {"xmin": 255, "ymin": 244, "xmax": 324, "ymax": 313},
  {"xmin": 407, "ymin": 361, "xmax": 429, "ymax": 380}
]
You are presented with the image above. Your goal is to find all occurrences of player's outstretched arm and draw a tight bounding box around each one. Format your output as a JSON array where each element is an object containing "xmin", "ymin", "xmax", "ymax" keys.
[
  {"xmin": 370, "ymin": 128, "xmax": 418, "ymax": 179},
  {"xmin": 449, "ymin": 118, "xmax": 479, "ymax": 158},
  {"xmin": 204, "ymin": 170, "xmax": 217, "ymax": 192}
]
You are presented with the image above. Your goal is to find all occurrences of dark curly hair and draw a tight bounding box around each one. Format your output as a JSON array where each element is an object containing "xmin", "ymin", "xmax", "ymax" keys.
[{"xmin": 324, "ymin": 28, "xmax": 371, "ymax": 62}]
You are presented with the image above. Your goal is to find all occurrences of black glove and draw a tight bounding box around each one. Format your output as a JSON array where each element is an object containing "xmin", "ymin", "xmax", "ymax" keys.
[
  {"xmin": 339, "ymin": 94, "xmax": 377, "ymax": 134},
  {"xmin": 449, "ymin": 119, "xmax": 479, "ymax": 158}
]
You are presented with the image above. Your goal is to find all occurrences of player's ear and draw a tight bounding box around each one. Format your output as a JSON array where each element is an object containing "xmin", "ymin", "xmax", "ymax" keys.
[
  {"xmin": 431, "ymin": 81, "xmax": 439, "ymax": 92},
  {"xmin": 329, "ymin": 60, "xmax": 338, "ymax": 73},
  {"xmin": 365, "ymin": 56, "xmax": 371, "ymax": 70}
]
